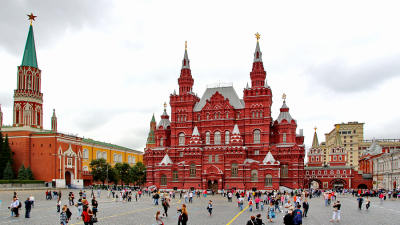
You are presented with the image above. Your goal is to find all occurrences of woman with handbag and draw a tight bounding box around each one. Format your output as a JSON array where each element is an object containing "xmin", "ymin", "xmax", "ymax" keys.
[
  {"xmin": 81, "ymin": 205, "xmax": 94, "ymax": 225},
  {"xmin": 267, "ymin": 202, "xmax": 275, "ymax": 222}
]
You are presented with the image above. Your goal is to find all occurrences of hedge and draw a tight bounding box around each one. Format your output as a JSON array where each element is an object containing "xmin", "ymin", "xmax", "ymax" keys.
[{"xmin": 0, "ymin": 180, "xmax": 44, "ymax": 184}]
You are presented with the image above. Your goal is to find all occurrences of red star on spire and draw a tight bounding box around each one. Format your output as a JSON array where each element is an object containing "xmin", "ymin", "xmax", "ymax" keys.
[{"xmin": 27, "ymin": 13, "xmax": 37, "ymax": 25}]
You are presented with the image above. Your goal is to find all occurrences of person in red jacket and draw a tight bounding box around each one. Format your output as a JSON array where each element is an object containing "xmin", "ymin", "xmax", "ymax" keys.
[{"xmin": 81, "ymin": 205, "xmax": 93, "ymax": 225}]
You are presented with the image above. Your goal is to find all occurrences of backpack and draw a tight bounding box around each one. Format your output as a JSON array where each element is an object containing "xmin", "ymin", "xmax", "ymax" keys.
[
  {"xmin": 18, "ymin": 201, "xmax": 22, "ymax": 208},
  {"xmin": 293, "ymin": 213, "xmax": 302, "ymax": 224}
]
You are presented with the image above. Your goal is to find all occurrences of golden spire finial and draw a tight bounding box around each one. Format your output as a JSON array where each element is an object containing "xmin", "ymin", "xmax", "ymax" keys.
[
  {"xmin": 255, "ymin": 32, "xmax": 261, "ymax": 42},
  {"xmin": 185, "ymin": 41, "xmax": 187, "ymax": 50},
  {"xmin": 314, "ymin": 126, "xmax": 317, "ymax": 132},
  {"xmin": 282, "ymin": 93, "xmax": 287, "ymax": 101},
  {"xmin": 27, "ymin": 13, "xmax": 37, "ymax": 25},
  {"xmin": 163, "ymin": 102, "xmax": 167, "ymax": 110}
]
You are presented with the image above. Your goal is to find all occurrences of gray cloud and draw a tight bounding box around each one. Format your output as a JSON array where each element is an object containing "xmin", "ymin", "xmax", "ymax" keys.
[
  {"xmin": 306, "ymin": 54, "xmax": 400, "ymax": 93},
  {"xmin": 0, "ymin": 0, "xmax": 111, "ymax": 55}
]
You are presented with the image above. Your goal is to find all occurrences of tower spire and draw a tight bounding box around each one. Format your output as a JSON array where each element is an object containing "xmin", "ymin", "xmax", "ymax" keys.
[
  {"xmin": 178, "ymin": 41, "xmax": 194, "ymax": 95},
  {"xmin": 312, "ymin": 127, "xmax": 319, "ymax": 148},
  {"xmin": 21, "ymin": 13, "xmax": 38, "ymax": 68},
  {"xmin": 51, "ymin": 109, "xmax": 57, "ymax": 132},
  {"xmin": 250, "ymin": 33, "xmax": 266, "ymax": 88}
]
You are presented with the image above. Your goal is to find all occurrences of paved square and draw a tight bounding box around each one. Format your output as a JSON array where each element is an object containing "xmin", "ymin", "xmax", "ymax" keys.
[{"xmin": 0, "ymin": 190, "xmax": 399, "ymax": 225}]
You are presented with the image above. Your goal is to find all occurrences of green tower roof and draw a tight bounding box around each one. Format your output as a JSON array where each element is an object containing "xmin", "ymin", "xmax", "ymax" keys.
[
  {"xmin": 21, "ymin": 25, "xmax": 38, "ymax": 68},
  {"xmin": 151, "ymin": 113, "xmax": 156, "ymax": 123}
]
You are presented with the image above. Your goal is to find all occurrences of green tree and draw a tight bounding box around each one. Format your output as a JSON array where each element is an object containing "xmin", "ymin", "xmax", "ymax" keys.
[
  {"xmin": 3, "ymin": 161, "xmax": 14, "ymax": 180},
  {"xmin": 114, "ymin": 162, "xmax": 132, "ymax": 186},
  {"xmin": 131, "ymin": 162, "xmax": 146, "ymax": 186},
  {"xmin": 17, "ymin": 165, "xmax": 27, "ymax": 180},
  {"xmin": 26, "ymin": 166, "xmax": 34, "ymax": 180},
  {"xmin": 89, "ymin": 158, "xmax": 112, "ymax": 185}
]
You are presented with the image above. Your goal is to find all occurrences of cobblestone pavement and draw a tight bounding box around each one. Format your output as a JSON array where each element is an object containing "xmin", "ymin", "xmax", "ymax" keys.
[{"xmin": 0, "ymin": 190, "xmax": 400, "ymax": 225}]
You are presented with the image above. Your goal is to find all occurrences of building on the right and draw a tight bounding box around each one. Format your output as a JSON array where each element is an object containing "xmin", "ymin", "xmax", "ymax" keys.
[{"xmin": 368, "ymin": 142, "xmax": 400, "ymax": 190}]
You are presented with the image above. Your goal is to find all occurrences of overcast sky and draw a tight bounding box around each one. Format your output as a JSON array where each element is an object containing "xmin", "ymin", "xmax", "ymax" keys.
[{"xmin": 1, "ymin": 0, "xmax": 399, "ymax": 151}]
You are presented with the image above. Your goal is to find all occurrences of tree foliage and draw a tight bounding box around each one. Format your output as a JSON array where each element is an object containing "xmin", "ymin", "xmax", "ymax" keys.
[
  {"xmin": 114, "ymin": 162, "xmax": 132, "ymax": 186},
  {"xmin": 0, "ymin": 133, "xmax": 13, "ymax": 179},
  {"xmin": 26, "ymin": 166, "xmax": 34, "ymax": 180},
  {"xmin": 17, "ymin": 165, "xmax": 28, "ymax": 180},
  {"xmin": 89, "ymin": 158, "xmax": 111, "ymax": 185},
  {"xmin": 3, "ymin": 161, "xmax": 14, "ymax": 180},
  {"xmin": 131, "ymin": 161, "xmax": 146, "ymax": 185}
]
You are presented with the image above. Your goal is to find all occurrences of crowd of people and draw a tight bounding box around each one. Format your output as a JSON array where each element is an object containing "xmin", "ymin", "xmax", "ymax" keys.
[{"xmin": 5, "ymin": 186, "xmax": 400, "ymax": 224}]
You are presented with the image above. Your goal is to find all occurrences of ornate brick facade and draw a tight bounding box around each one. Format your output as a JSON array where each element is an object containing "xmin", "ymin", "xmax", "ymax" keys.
[{"xmin": 144, "ymin": 36, "xmax": 305, "ymax": 191}]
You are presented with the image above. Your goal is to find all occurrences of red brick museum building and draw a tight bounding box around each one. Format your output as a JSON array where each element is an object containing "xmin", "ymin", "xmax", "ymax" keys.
[{"xmin": 144, "ymin": 36, "xmax": 305, "ymax": 191}]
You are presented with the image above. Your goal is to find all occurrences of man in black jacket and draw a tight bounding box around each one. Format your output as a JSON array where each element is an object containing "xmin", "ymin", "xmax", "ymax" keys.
[
  {"xmin": 24, "ymin": 198, "xmax": 32, "ymax": 218},
  {"xmin": 302, "ymin": 199, "xmax": 309, "ymax": 217},
  {"xmin": 246, "ymin": 215, "xmax": 257, "ymax": 225},
  {"xmin": 283, "ymin": 210, "xmax": 294, "ymax": 225}
]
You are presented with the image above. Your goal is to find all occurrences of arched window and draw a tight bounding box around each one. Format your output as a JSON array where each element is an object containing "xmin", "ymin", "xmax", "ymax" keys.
[
  {"xmin": 160, "ymin": 174, "xmax": 167, "ymax": 185},
  {"xmin": 280, "ymin": 165, "xmax": 288, "ymax": 178},
  {"xmin": 173, "ymin": 171, "xmax": 178, "ymax": 181},
  {"xmin": 251, "ymin": 169, "xmax": 258, "ymax": 181},
  {"xmin": 208, "ymin": 155, "xmax": 212, "ymax": 163},
  {"xmin": 214, "ymin": 131, "xmax": 221, "ymax": 145},
  {"xmin": 83, "ymin": 149, "xmax": 89, "ymax": 159},
  {"xmin": 226, "ymin": 112, "xmax": 229, "ymax": 118},
  {"xmin": 260, "ymin": 111, "xmax": 263, "ymax": 118},
  {"xmin": 252, "ymin": 111, "xmax": 255, "ymax": 118},
  {"xmin": 198, "ymin": 114, "xmax": 201, "ymax": 121},
  {"xmin": 225, "ymin": 131, "xmax": 230, "ymax": 145},
  {"xmin": 190, "ymin": 164, "xmax": 196, "ymax": 177},
  {"xmin": 205, "ymin": 132, "xmax": 211, "ymax": 145},
  {"xmin": 231, "ymin": 163, "xmax": 238, "ymax": 177},
  {"xmin": 178, "ymin": 133, "xmax": 185, "ymax": 146},
  {"xmin": 253, "ymin": 129, "xmax": 261, "ymax": 144},
  {"xmin": 265, "ymin": 174, "xmax": 272, "ymax": 186},
  {"xmin": 102, "ymin": 152, "xmax": 107, "ymax": 160},
  {"xmin": 283, "ymin": 133, "xmax": 287, "ymax": 143},
  {"xmin": 206, "ymin": 113, "xmax": 209, "ymax": 120},
  {"xmin": 160, "ymin": 138, "xmax": 163, "ymax": 146}
]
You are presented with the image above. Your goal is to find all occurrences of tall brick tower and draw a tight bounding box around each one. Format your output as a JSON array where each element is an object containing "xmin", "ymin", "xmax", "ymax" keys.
[
  {"xmin": 13, "ymin": 14, "xmax": 43, "ymax": 129},
  {"xmin": 146, "ymin": 114, "xmax": 157, "ymax": 148}
]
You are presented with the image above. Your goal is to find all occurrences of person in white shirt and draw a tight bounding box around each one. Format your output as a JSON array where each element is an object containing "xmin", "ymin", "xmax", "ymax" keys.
[
  {"xmin": 10, "ymin": 197, "xmax": 20, "ymax": 217},
  {"xmin": 29, "ymin": 195, "xmax": 35, "ymax": 208}
]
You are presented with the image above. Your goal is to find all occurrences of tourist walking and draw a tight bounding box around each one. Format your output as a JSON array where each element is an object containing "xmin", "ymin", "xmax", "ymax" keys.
[
  {"xmin": 255, "ymin": 213, "xmax": 264, "ymax": 225},
  {"xmin": 155, "ymin": 211, "xmax": 164, "ymax": 225},
  {"xmin": 60, "ymin": 205, "xmax": 68, "ymax": 225},
  {"xmin": 238, "ymin": 196, "xmax": 244, "ymax": 211},
  {"xmin": 24, "ymin": 197, "xmax": 32, "ymax": 218},
  {"xmin": 248, "ymin": 198, "xmax": 254, "ymax": 212},
  {"xmin": 357, "ymin": 196, "xmax": 364, "ymax": 210},
  {"xmin": 207, "ymin": 200, "xmax": 213, "ymax": 216},
  {"xmin": 365, "ymin": 196, "xmax": 371, "ymax": 210},
  {"xmin": 92, "ymin": 197, "xmax": 98, "ymax": 217},
  {"xmin": 302, "ymin": 199, "xmax": 309, "ymax": 217},
  {"xmin": 162, "ymin": 196, "xmax": 170, "ymax": 217},
  {"xmin": 246, "ymin": 215, "xmax": 257, "ymax": 225},
  {"xmin": 65, "ymin": 205, "xmax": 72, "ymax": 223},
  {"xmin": 81, "ymin": 205, "xmax": 94, "ymax": 225},
  {"xmin": 330, "ymin": 200, "xmax": 341, "ymax": 223},
  {"xmin": 177, "ymin": 204, "xmax": 188, "ymax": 225},
  {"xmin": 10, "ymin": 197, "xmax": 20, "ymax": 217},
  {"xmin": 76, "ymin": 198, "xmax": 83, "ymax": 219},
  {"xmin": 283, "ymin": 209, "xmax": 294, "ymax": 225},
  {"xmin": 267, "ymin": 202, "xmax": 275, "ymax": 222}
]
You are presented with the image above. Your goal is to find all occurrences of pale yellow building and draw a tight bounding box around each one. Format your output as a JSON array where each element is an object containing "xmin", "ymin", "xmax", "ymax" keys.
[
  {"xmin": 322, "ymin": 122, "xmax": 364, "ymax": 169},
  {"xmin": 81, "ymin": 138, "xmax": 143, "ymax": 173}
]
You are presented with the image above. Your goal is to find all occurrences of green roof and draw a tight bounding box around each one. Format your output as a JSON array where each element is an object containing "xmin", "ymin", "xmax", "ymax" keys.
[
  {"xmin": 83, "ymin": 138, "xmax": 140, "ymax": 153},
  {"xmin": 21, "ymin": 25, "xmax": 38, "ymax": 68},
  {"xmin": 151, "ymin": 114, "xmax": 156, "ymax": 123}
]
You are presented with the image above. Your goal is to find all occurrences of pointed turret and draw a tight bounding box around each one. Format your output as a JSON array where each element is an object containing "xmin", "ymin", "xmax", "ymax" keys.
[
  {"xmin": 146, "ymin": 114, "xmax": 157, "ymax": 148},
  {"xmin": 189, "ymin": 126, "xmax": 202, "ymax": 145},
  {"xmin": 276, "ymin": 94, "xmax": 294, "ymax": 124},
  {"xmin": 250, "ymin": 33, "xmax": 266, "ymax": 88},
  {"xmin": 230, "ymin": 124, "xmax": 243, "ymax": 145},
  {"xmin": 263, "ymin": 151, "xmax": 279, "ymax": 165},
  {"xmin": 51, "ymin": 109, "xmax": 57, "ymax": 132},
  {"xmin": 157, "ymin": 103, "xmax": 171, "ymax": 130},
  {"xmin": 312, "ymin": 127, "xmax": 319, "ymax": 148},
  {"xmin": 159, "ymin": 154, "xmax": 173, "ymax": 166},
  {"xmin": 178, "ymin": 41, "xmax": 194, "ymax": 95},
  {"xmin": 13, "ymin": 14, "xmax": 43, "ymax": 129},
  {"xmin": 21, "ymin": 23, "xmax": 38, "ymax": 68}
]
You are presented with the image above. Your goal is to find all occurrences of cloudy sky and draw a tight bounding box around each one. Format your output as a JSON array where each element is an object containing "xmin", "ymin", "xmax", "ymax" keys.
[{"xmin": 1, "ymin": 0, "xmax": 399, "ymax": 151}]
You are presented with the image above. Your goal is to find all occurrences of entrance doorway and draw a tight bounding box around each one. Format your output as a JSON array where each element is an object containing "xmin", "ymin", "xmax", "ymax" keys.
[
  {"xmin": 65, "ymin": 171, "xmax": 72, "ymax": 186},
  {"xmin": 310, "ymin": 180, "xmax": 320, "ymax": 189},
  {"xmin": 357, "ymin": 184, "xmax": 368, "ymax": 189},
  {"xmin": 332, "ymin": 179, "xmax": 345, "ymax": 190},
  {"xmin": 208, "ymin": 180, "xmax": 218, "ymax": 192}
]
